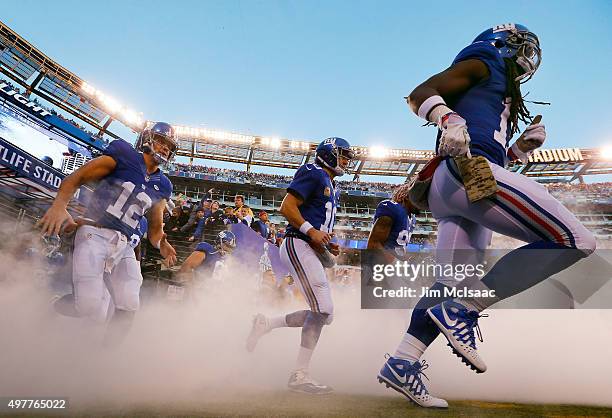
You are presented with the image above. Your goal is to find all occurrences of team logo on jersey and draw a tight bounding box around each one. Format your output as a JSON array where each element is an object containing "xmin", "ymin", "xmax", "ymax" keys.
[
  {"xmin": 324, "ymin": 187, "xmax": 331, "ymax": 197},
  {"xmin": 141, "ymin": 184, "xmax": 146, "ymax": 190},
  {"xmin": 154, "ymin": 185, "xmax": 159, "ymax": 191}
]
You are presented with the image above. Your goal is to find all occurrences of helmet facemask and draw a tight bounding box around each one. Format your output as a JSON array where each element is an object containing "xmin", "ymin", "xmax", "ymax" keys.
[
  {"xmin": 317, "ymin": 144, "xmax": 355, "ymax": 176},
  {"xmin": 142, "ymin": 131, "xmax": 177, "ymax": 166},
  {"xmin": 506, "ymin": 31, "xmax": 541, "ymax": 83}
]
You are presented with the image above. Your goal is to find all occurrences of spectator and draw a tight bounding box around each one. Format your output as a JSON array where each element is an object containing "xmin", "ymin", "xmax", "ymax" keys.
[
  {"xmin": 251, "ymin": 210, "xmax": 270, "ymax": 239},
  {"xmin": 211, "ymin": 200, "xmax": 220, "ymax": 213},
  {"xmin": 184, "ymin": 208, "xmax": 205, "ymax": 237},
  {"xmin": 201, "ymin": 199, "xmax": 213, "ymax": 217},
  {"xmin": 234, "ymin": 194, "xmax": 245, "ymax": 213},
  {"xmin": 223, "ymin": 206, "xmax": 238, "ymax": 224},
  {"xmin": 178, "ymin": 204, "xmax": 192, "ymax": 228},
  {"xmin": 237, "ymin": 205, "xmax": 253, "ymax": 227},
  {"xmin": 164, "ymin": 207, "xmax": 183, "ymax": 232}
]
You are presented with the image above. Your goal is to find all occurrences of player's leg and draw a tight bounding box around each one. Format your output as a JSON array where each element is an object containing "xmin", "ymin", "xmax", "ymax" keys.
[
  {"xmin": 280, "ymin": 236, "xmax": 334, "ymax": 394},
  {"xmin": 246, "ymin": 309, "xmax": 309, "ymax": 352},
  {"xmin": 426, "ymin": 159, "xmax": 596, "ymax": 370},
  {"xmin": 432, "ymin": 158, "xmax": 595, "ymax": 304},
  {"xmin": 71, "ymin": 226, "xmax": 111, "ymax": 321},
  {"xmin": 396, "ymin": 217, "xmax": 490, "ymax": 357},
  {"xmin": 247, "ymin": 237, "xmax": 331, "ymax": 352},
  {"xmin": 378, "ymin": 217, "xmax": 488, "ymax": 407},
  {"xmin": 103, "ymin": 247, "xmax": 143, "ymax": 347}
]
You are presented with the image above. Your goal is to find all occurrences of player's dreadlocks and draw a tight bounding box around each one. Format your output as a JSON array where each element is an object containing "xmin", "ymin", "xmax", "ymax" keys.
[{"xmin": 504, "ymin": 57, "xmax": 533, "ymax": 135}]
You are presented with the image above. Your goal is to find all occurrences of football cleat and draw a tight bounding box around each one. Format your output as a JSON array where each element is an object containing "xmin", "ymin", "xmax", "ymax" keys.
[
  {"xmin": 246, "ymin": 313, "xmax": 271, "ymax": 352},
  {"xmin": 377, "ymin": 355, "xmax": 448, "ymax": 408},
  {"xmin": 288, "ymin": 368, "xmax": 333, "ymax": 395},
  {"xmin": 427, "ymin": 300, "xmax": 488, "ymax": 373}
]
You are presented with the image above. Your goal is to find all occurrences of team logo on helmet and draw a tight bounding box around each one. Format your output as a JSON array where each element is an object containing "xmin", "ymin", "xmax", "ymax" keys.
[
  {"xmin": 473, "ymin": 23, "xmax": 541, "ymax": 83},
  {"xmin": 315, "ymin": 137, "xmax": 355, "ymax": 176},
  {"xmin": 217, "ymin": 230, "xmax": 237, "ymax": 254},
  {"xmin": 136, "ymin": 121, "xmax": 178, "ymax": 167}
]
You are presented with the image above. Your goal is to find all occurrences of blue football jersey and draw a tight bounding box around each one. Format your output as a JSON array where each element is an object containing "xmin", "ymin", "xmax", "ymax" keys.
[
  {"xmin": 285, "ymin": 163, "xmax": 339, "ymax": 240},
  {"xmin": 85, "ymin": 139, "xmax": 173, "ymax": 241},
  {"xmin": 373, "ymin": 200, "xmax": 412, "ymax": 250},
  {"xmin": 436, "ymin": 41, "xmax": 510, "ymax": 167},
  {"xmin": 194, "ymin": 242, "xmax": 223, "ymax": 275}
]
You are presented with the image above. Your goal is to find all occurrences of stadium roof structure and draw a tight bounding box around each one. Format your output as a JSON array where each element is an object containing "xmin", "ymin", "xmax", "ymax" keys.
[
  {"xmin": 172, "ymin": 125, "xmax": 612, "ymax": 183},
  {"xmin": 1, "ymin": 20, "xmax": 610, "ymax": 184},
  {"xmin": 0, "ymin": 20, "xmax": 144, "ymax": 142}
]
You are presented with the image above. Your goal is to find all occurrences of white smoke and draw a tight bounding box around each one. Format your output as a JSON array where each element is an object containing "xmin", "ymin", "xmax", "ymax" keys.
[{"xmin": 0, "ymin": 241, "xmax": 611, "ymax": 411}]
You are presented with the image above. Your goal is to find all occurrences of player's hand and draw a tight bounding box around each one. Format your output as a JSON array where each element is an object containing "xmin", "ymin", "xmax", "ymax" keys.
[
  {"xmin": 516, "ymin": 122, "xmax": 546, "ymax": 152},
  {"xmin": 328, "ymin": 242, "xmax": 340, "ymax": 256},
  {"xmin": 37, "ymin": 204, "xmax": 77, "ymax": 236},
  {"xmin": 307, "ymin": 228, "xmax": 331, "ymax": 247},
  {"xmin": 160, "ymin": 239, "xmax": 177, "ymax": 267},
  {"xmin": 438, "ymin": 113, "xmax": 472, "ymax": 158}
]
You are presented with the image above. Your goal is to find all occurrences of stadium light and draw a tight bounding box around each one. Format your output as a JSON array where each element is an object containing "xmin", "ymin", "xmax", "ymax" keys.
[
  {"xmin": 601, "ymin": 145, "xmax": 612, "ymax": 160},
  {"xmin": 369, "ymin": 146, "xmax": 389, "ymax": 159},
  {"xmin": 123, "ymin": 109, "xmax": 140, "ymax": 125}
]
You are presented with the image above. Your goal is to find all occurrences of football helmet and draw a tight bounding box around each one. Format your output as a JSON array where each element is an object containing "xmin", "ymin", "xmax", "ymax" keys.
[
  {"xmin": 473, "ymin": 23, "xmax": 541, "ymax": 83},
  {"xmin": 135, "ymin": 122, "xmax": 178, "ymax": 166},
  {"xmin": 315, "ymin": 137, "xmax": 355, "ymax": 176},
  {"xmin": 217, "ymin": 230, "xmax": 237, "ymax": 254}
]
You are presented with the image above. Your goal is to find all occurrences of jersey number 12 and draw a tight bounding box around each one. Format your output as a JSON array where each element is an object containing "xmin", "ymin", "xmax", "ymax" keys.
[{"xmin": 106, "ymin": 181, "xmax": 153, "ymax": 228}]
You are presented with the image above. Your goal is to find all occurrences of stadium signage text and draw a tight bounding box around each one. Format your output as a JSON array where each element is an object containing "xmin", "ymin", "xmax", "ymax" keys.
[
  {"xmin": 0, "ymin": 82, "xmax": 51, "ymax": 117},
  {"xmin": 0, "ymin": 137, "xmax": 63, "ymax": 189},
  {"xmin": 528, "ymin": 148, "xmax": 583, "ymax": 163}
]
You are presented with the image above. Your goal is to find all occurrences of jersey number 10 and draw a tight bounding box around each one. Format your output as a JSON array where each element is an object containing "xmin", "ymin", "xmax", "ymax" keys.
[{"xmin": 321, "ymin": 201, "xmax": 336, "ymax": 234}]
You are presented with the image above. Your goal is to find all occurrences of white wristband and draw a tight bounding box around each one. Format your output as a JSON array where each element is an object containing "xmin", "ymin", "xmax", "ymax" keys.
[
  {"xmin": 417, "ymin": 95, "xmax": 453, "ymax": 125},
  {"xmin": 299, "ymin": 221, "xmax": 313, "ymax": 235},
  {"xmin": 509, "ymin": 142, "xmax": 532, "ymax": 164}
]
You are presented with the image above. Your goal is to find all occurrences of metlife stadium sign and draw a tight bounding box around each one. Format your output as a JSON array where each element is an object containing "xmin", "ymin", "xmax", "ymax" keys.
[{"xmin": 0, "ymin": 82, "xmax": 51, "ymax": 117}]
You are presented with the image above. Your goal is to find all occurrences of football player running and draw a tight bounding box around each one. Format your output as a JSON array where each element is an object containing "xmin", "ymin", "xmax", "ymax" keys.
[
  {"xmin": 378, "ymin": 23, "xmax": 595, "ymax": 408},
  {"xmin": 39, "ymin": 122, "xmax": 178, "ymax": 344},
  {"xmin": 369, "ymin": 184, "xmax": 447, "ymax": 408},
  {"xmin": 367, "ymin": 183, "xmax": 417, "ymax": 261},
  {"xmin": 246, "ymin": 137, "xmax": 354, "ymax": 394}
]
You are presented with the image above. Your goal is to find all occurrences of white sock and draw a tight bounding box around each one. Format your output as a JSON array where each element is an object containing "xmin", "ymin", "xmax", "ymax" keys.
[
  {"xmin": 394, "ymin": 333, "xmax": 426, "ymax": 363},
  {"xmin": 454, "ymin": 298, "xmax": 481, "ymax": 312},
  {"xmin": 296, "ymin": 346, "xmax": 314, "ymax": 370},
  {"xmin": 269, "ymin": 315, "xmax": 287, "ymax": 329}
]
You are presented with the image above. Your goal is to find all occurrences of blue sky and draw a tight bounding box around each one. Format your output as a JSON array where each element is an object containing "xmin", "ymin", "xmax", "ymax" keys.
[{"xmin": 3, "ymin": 1, "xmax": 612, "ymax": 178}]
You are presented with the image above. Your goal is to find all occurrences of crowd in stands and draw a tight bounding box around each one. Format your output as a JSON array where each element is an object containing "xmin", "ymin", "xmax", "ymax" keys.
[
  {"xmin": 165, "ymin": 191, "xmax": 283, "ymax": 247},
  {"xmin": 170, "ymin": 163, "xmax": 612, "ymax": 198},
  {"xmin": 0, "ymin": 80, "xmax": 107, "ymax": 145},
  {"xmin": 170, "ymin": 162, "xmax": 401, "ymax": 193},
  {"xmin": 546, "ymin": 182, "xmax": 612, "ymax": 197}
]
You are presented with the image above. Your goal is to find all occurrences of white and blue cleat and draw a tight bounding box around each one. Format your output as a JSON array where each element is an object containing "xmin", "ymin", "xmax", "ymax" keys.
[
  {"xmin": 288, "ymin": 368, "xmax": 333, "ymax": 395},
  {"xmin": 377, "ymin": 355, "xmax": 448, "ymax": 408},
  {"xmin": 427, "ymin": 300, "xmax": 488, "ymax": 373}
]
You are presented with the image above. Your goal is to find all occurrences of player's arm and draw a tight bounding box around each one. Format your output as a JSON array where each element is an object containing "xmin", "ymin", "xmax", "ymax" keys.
[
  {"xmin": 366, "ymin": 216, "xmax": 397, "ymax": 263},
  {"xmin": 406, "ymin": 60, "xmax": 489, "ymax": 158},
  {"xmin": 147, "ymin": 199, "xmax": 177, "ymax": 267},
  {"xmin": 407, "ymin": 59, "xmax": 489, "ymax": 113},
  {"xmin": 178, "ymin": 250, "xmax": 206, "ymax": 274},
  {"xmin": 279, "ymin": 192, "xmax": 331, "ymax": 247},
  {"xmin": 367, "ymin": 216, "xmax": 392, "ymax": 250},
  {"xmin": 38, "ymin": 156, "xmax": 117, "ymax": 236}
]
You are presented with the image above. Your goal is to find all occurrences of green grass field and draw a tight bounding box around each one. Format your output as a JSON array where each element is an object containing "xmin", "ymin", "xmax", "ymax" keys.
[{"xmin": 4, "ymin": 392, "xmax": 612, "ymax": 417}]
